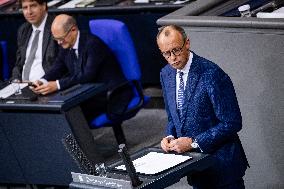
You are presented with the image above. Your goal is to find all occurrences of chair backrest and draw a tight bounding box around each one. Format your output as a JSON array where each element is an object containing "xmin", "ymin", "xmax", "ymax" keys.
[
  {"xmin": 0, "ymin": 41, "xmax": 9, "ymax": 80},
  {"xmin": 89, "ymin": 19, "xmax": 141, "ymax": 81}
]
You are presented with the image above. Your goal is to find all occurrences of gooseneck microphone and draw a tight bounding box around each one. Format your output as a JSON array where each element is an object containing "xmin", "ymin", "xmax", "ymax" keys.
[{"xmin": 118, "ymin": 144, "xmax": 142, "ymax": 187}]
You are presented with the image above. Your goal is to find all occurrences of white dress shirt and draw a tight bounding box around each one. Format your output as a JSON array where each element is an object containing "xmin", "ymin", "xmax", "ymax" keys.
[
  {"xmin": 166, "ymin": 52, "xmax": 202, "ymax": 151},
  {"xmin": 175, "ymin": 51, "xmax": 193, "ymax": 103},
  {"xmin": 22, "ymin": 13, "xmax": 48, "ymax": 82}
]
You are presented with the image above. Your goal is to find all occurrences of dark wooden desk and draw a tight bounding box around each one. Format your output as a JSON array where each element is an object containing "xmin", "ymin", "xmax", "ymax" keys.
[{"xmin": 0, "ymin": 83, "xmax": 106, "ymax": 186}]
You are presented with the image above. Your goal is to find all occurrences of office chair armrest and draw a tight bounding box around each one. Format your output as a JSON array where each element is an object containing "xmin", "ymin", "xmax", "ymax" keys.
[{"xmin": 106, "ymin": 80, "xmax": 145, "ymax": 121}]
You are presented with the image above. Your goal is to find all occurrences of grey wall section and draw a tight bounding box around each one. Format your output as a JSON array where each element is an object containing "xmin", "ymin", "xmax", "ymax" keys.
[
  {"xmin": 187, "ymin": 28, "xmax": 284, "ymax": 189},
  {"xmin": 157, "ymin": 17, "xmax": 284, "ymax": 189}
]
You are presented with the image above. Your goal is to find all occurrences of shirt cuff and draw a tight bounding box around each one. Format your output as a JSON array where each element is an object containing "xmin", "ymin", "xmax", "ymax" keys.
[
  {"xmin": 39, "ymin": 78, "xmax": 48, "ymax": 84},
  {"xmin": 191, "ymin": 138, "xmax": 203, "ymax": 152},
  {"xmin": 56, "ymin": 80, "xmax": 60, "ymax": 90},
  {"xmin": 166, "ymin": 135, "xmax": 175, "ymax": 139}
]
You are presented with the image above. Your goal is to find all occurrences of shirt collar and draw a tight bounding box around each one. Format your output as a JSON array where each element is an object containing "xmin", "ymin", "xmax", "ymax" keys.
[
  {"xmin": 32, "ymin": 13, "xmax": 48, "ymax": 32},
  {"xmin": 73, "ymin": 31, "xmax": 80, "ymax": 50},
  {"xmin": 177, "ymin": 51, "xmax": 193, "ymax": 74}
]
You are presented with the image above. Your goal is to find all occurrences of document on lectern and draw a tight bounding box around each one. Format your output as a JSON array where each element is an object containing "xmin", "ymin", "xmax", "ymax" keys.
[
  {"xmin": 0, "ymin": 83, "xmax": 28, "ymax": 99},
  {"xmin": 115, "ymin": 152, "xmax": 192, "ymax": 175}
]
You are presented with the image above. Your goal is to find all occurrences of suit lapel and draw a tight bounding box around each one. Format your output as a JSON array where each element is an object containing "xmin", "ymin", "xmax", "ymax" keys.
[
  {"xmin": 22, "ymin": 27, "xmax": 33, "ymax": 62},
  {"xmin": 180, "ymin": 53, "xmax": 201, "ymax": 125},
  {"xmin": 165, "ymin": 67, "xmax": 183, "ymax": 135},
  {"xmin": 42, "ymin": 16, "xmax": 52, "ymax": 60},
  {"xmin": 77, "ymin": 33, "xmax": 86, "ymax": 69}
]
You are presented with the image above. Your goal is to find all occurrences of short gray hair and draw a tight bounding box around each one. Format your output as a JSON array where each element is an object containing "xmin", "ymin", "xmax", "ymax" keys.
[{"xmin": 156, "ymin": 25, "xmax": 187, "ymax": 42}]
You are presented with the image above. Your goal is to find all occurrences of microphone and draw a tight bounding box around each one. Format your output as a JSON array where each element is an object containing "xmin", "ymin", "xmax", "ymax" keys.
[{"xmin": 118, "ymin": 144, "xmax": 142, "ymax": 187}]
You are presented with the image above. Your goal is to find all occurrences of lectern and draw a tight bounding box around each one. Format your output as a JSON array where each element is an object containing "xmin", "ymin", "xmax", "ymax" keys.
[{"xmin": 70, "ymin": 147, "xmax": 213, "ymax": 189}]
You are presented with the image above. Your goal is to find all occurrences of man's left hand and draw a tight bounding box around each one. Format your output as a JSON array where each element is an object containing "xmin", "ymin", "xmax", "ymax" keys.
[{"xmin": 33, "ymin": 81, "xmax": 58, "ymax": 95}]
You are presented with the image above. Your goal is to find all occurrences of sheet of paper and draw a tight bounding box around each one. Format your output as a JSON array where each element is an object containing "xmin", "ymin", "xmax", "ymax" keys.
[
  {"xmin": 75, "ymin": 0, "xmax": 96, "ymax": 7},
  {"xmin": 58, "ymin": 0, "xmax": 82, "ymax": 9},
  {"xmin": 0, "ymin": 83, "xmax": 28, "ymax": 99},
  {"xmin": 115, "ymin": 152, "xmax": 191, "ymax": 175},
  {"xmin": 273, "ymin": 7, "xmax": 284, "ymax": 13},
  {"xmin": 173, "ymin": 0, "xmax": 191, "ymax": 5},
  {"xmin": 47, "ymin": 0, "xmax": 63, "ymax": 7},
  {"xmin": 134, "ymin": 0, "xmax": 149, "ymax": 3}
]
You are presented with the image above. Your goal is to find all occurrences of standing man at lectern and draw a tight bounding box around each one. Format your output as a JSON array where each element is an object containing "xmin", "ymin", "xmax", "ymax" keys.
[
  {"xmin": 11, "ymin": 0, "xmax": 58, "ymax": 82},
  {"xmin": 157, "ymin": 25, "xmax": 249, "ymax": 189}
]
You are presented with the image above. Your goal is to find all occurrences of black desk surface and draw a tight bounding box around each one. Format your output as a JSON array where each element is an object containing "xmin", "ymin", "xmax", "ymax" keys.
[{"xmin": 0, "ymin": 83, "xmax": 106, "ymax": 111}]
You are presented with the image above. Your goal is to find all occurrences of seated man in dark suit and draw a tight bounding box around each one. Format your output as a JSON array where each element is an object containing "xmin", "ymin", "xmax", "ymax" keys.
[
  {"xmin": 11, "ymin": 0, "xmax": 58, "ymax": 82},
  {"xmin": 33, "ymin": 14, "xmax": 127, "ymax": 121}
]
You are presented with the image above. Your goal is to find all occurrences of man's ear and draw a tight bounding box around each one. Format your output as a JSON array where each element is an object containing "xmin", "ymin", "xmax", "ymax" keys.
[
  {"xmin": 186, "ymin": 38, "xmax": 190, "ymax": 50},
  {"xmin": 43, "ymin": 2, "xmax": 47, "ymax": 11}
]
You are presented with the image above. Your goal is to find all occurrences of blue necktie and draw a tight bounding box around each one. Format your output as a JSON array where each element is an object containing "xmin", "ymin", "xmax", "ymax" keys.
[
  {"xmin": 70, "ymin": 49, "xmax": 80, "ymax": 74},
  {"xmin": 177, "ymin": 71, "xmax": 184, "ymax": 117}
]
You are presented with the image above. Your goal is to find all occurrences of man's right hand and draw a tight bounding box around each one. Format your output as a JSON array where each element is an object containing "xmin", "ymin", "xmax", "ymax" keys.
[{"xmin": 161, "ymin": 137, "xmax": 174, "ymax": 153}]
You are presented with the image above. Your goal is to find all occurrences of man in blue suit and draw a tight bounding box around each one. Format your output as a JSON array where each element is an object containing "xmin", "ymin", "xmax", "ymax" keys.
[{"xmin": 157, "ymin": 25, "xmax": 249, "ymax": 189}]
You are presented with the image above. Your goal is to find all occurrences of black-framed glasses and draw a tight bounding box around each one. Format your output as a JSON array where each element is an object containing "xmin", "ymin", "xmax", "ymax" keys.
[
  {"xmin": 53, "ymin": 25, "xmax": 74, "ymax": 42},
  {"xmin": 161, "ymin": 40, "xmax": 186, "ymax": 59}
]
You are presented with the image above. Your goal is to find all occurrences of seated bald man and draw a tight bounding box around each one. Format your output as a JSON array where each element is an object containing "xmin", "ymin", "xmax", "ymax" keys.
[{"xmin": 32, "ymin": 14, "xmax": 128, "ymax": 122}]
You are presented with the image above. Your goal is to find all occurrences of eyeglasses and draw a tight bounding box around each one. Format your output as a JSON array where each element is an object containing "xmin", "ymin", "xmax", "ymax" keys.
[
  {"xmin": 161, "ymin": 40, "xmax": 186, "ymax": 59},
  {"xmin": 53, "ymin": 25, "xmax": 74, "ymax": 42}
]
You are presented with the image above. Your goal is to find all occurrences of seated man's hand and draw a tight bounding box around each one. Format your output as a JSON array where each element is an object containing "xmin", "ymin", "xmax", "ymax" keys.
[
  {"xmin": 32, "ymin": 81, "xmax": 58, "ymax": 95},
  {"xmin": 168, "ymin": 137, "xmax": 193, "ymax": 153},
  {"xmin": 30, "ymin": 80, "xmax": 43, "ymax": 89},
  {"xmin": 161, "ymin": 137, "xmax": 175, "ymax": 153}
]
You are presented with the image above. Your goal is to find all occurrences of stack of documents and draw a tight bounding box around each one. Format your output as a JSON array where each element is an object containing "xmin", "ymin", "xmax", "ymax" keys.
[
  {"xmin": 0, "ymin": 83, "xmax": 28, "ymax": 99},
  {"xmin": 173, "ymin": 0, "xmax": 191, "ymax": 5},
  {"xmin": 134, "ymin": 0, "xmax": 149, "ymax": 3},
  {"xmin": 75, "ymin": 0, "xmax": 96, "ymax": 7},
  {"xmin": 47, "ymin": 0, "xmax": 63, "ymax": 7},
  {"xmin": 116, "ymin": 152, "xmax": 191, "ymax": 175},
  {"xmin": 0, "ymin": 0, "xmax": 16, "ymax": 8},
  {"xmin": 257, "ymin": 7, "xmax": 284, "ymax": 18},
  {"xmin": 58, "ymin": 0, "xmax": 82, "ymax": 9},
  {"xmin": 58, "ymin": 0, "xmax": 96, "ymax": 8}
]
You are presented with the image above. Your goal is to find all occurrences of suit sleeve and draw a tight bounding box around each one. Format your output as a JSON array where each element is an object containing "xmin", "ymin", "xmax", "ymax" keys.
[
  {"xmin": 195, "ymin": 70, "xmax": 242, "ymax": 153},
  {"xmin": 43, "ymin": 49, "xmax": 68, "ymax": 81},
  {"xmin": 58, "ymin": 39, "xmax": 106, "ymax": 90},
  {"xmin": 160, "ymin": 72, "xmax": 177, "ymax": 137}
]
